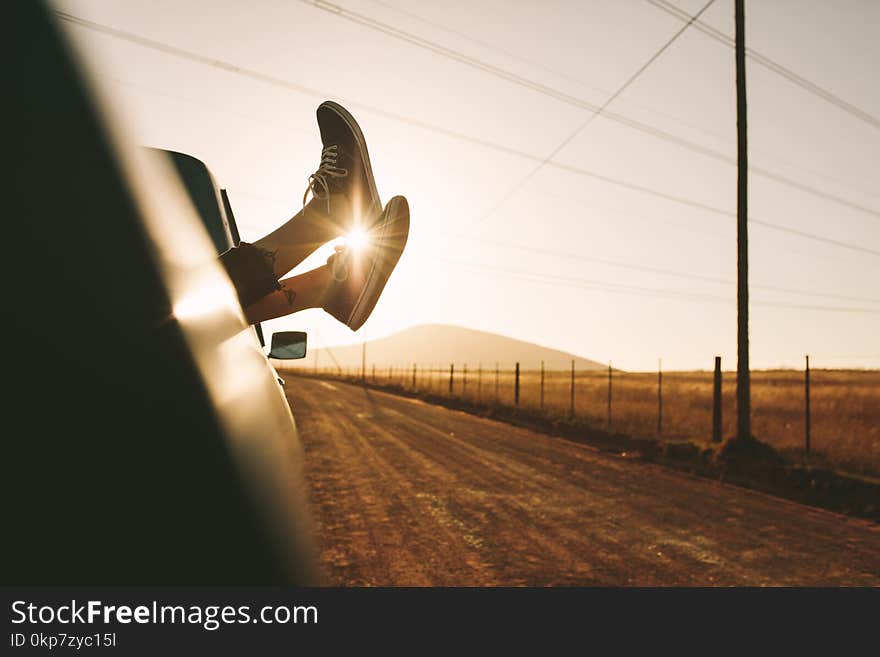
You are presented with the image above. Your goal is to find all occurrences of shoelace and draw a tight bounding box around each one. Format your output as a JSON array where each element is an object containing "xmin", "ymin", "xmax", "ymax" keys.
[
  {"xmin": 303, "ymin": 145, "xmax": 348, "ymax": 213},
  {"xmin": 328, "ymin": 245, "xmax": 349, "ymax": 282}
]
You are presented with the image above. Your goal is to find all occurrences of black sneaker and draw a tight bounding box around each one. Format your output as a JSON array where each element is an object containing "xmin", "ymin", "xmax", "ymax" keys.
[
  {"xmin": 303, "ymin": 100, "xmax": 382, "ymax": 234},
  {"xmin": 323, "ymin": 196, "xmax": 410, "ymax": 331}
]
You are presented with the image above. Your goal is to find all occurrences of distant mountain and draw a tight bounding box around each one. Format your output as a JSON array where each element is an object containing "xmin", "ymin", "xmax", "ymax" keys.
[{"xmin": 283, "ymin": 324, "xmax": 605, "ymax": 372}]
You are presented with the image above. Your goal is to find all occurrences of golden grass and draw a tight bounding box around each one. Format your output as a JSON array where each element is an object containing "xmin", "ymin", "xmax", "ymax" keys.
[{"xmin": 318, "ymin": 365, "xmax": 880, "ymax": 478}]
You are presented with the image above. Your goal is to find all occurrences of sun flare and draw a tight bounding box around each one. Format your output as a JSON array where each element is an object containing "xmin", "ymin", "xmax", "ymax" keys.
[{"xmin": 345, "ymin": 227, "xmax": 371, "ymax": 252}]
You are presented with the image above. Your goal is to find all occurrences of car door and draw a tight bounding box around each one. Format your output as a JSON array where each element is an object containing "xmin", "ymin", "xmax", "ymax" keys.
[{"xmin": 3, "ymin": 1, "xmax": 316, "ymax": 584}]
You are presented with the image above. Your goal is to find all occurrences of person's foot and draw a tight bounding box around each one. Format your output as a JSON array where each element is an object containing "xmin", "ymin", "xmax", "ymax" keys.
[
  {"xmin": 322, "ymin": 196, "xmax": 410, "ymax": 331},
  {"xmin": 303, "ymin": 100, "xmax": 383, "ymax": 235}
]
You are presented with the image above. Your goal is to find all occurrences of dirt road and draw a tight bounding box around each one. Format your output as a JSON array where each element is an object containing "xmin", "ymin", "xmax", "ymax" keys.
[{"xmin": 284, "ymin": 376, "xmax": 880, "ymax": 585}]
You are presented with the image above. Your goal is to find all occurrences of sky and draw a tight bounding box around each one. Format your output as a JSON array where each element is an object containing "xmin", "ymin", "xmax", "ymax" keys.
[{"xmin": 55, "ymin": 0, "xmax": 880, "ymax": 371}]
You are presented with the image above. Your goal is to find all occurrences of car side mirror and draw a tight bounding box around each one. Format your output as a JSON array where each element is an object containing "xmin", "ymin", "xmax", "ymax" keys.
[{"xmin": 268, "ymin": 331, "xmax": 307, "ymax": 360}]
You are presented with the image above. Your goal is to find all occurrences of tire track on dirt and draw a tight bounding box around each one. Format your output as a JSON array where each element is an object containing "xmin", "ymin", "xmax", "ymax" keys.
[
  {"xmin": 293, "ymin": 382, "xmax": 499, "ymax": 584},
  {"xmin": 352, "ymin": 393, "xmax": 747, "ymax": 584},
  {"xmin": 370, "ymin": 390, "xmax": 880, "ymax": 584},
  {"xmin": 287, "ymin": 377, "xmax": 880, "ymax": 585},
  {"xmin": 350, "ymin": 395, "xmax": 789, "ymax": 583}
]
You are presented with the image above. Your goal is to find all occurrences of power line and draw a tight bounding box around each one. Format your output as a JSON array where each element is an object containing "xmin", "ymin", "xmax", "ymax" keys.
[
  {"xmin": 55, "ymin": 10, "xmax": 880, "ymax": 258},
  {"xmin": 546, "ymin": 159, "xmax": 880, "ymax": 258},
  {"xmin": 223, "ymin": 173, "xmax": 877, "ymax": 303},
  {"xmin": 368, "ymin": 0, "xmax": 879, "ymax": 202},
  {"xmin": 471, "ymin": 0, "xmax": 716, "ymax": 227},
  {"xmin": 430, "ymin": 231, "xmax": 880, "ymax": 305},
  {"xmin": 224, "ymin": 179, "xmax": 878, "ymax": 304},
  {"xmin": 646, "ymin": 0, "xmax": 880, "ymax": 130},
  {"xmin": 438, "ymin": 256, "xmax": 880, "ymax": 313},
  {"xmin": 104, "ymin": 75, "xmax": 311, "ymax": 137},
  {"xmin": 301, "ymin": 0, "xmax": 880, "ymax": 220}
]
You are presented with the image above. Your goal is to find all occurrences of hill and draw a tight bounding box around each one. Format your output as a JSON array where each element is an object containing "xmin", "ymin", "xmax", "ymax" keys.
[{"xmin": 284, "ymin": 324, "xmax": 605, "ymax": 371}]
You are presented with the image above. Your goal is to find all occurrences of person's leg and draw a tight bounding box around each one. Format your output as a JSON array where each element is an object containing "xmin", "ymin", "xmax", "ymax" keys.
[
  {"xmin": 220, "ymin": 100, "xmax": 383, "ymax": 313},
  {"xmin": 249, "ymin": 196, "xmax": 351, "ymax": 279},
  {"xmin": 243, "ymin": 195, "xmax": 409, "ymax": 328},
  {"xmin": 242, "ymin": 265, "xmax": 332, "ymax": 324},
  {"xmin": 246, "ymin": 100, "xmax": 384, "ymax": 279}
]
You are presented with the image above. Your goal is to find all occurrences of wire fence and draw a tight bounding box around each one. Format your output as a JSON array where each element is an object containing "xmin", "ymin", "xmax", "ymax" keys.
[{"xmin": 279, "ymin": 359, "xmax": 880, "ymax": 479}]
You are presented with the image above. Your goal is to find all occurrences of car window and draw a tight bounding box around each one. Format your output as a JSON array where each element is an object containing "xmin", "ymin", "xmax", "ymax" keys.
[{"xmin": 151, "ymin": 148, "xmax": 235, "ymax": 254}]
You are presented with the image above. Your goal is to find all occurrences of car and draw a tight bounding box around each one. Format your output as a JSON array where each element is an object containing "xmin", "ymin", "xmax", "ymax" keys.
[
  {"xmin": 3, "ymin": 2, "xmax": 316, "ymax": 584},
  {"xmin": 155, "ymin": 147, "xmax": 307, "ymax": 387}
]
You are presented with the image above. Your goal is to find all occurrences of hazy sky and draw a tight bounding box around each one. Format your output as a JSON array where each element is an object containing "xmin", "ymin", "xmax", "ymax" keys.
[{"xmin": 56, "ymin": 0, "xmax": 880, "ymax": 370}]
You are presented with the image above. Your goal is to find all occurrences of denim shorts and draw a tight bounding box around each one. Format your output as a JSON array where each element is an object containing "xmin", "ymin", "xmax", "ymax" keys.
[{"xmin": 218, "ymin": 242, "xmax": 281, "ymax": 308}]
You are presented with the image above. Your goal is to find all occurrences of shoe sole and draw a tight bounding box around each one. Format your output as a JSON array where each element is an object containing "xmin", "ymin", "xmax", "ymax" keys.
[
  {"xmin": 346, "ymin": 196, "xmax": 410, "ymax": 331},
  {"xmin": 319, "ymin": 100, "xmax": 382, "ymax": 224}
]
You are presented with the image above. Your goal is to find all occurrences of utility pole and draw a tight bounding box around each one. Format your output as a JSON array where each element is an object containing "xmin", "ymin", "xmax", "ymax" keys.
[{"xmin": 735, "ymin": 0, "xmax": 752, "ymax": 444}]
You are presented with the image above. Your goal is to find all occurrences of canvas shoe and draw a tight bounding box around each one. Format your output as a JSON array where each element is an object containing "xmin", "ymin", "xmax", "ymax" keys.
[
  {"xmin": 303, "ymin": 100, "xmax": 383, "ymax": 235},
  {"xmin": 323, "ymin": 196, "xmax": 410, "ymax": 331}
]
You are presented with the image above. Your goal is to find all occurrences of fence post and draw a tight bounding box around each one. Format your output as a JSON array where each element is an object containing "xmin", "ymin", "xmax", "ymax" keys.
[
  {"xmin": 569, "ymin": 360, "xmax": 575, "ymax": 418},
  {"xmin": 463, "ymin": 364, "xmax": 468, "ymax": 397},
  {"xmin": 540, "ymin": 360, "xmax": 545, "ymax": 410},
  {"xmin": 478, "ymin": 363, "xmax": 482, "ymax": 403},
  {"xmin": 657, "ymin": 358, "xmax": 663, "ymax": 436},
  {"xmin": 413, "ymin": 363, "xmax": 417, "ymax": 389},
  {"xmin": 712, "ymin": 356, "xmax": 722, "ymax": 443},
  {"xmin": 805, "ymin": 354, "xmax": 811, "ymax": 454},
  {"xmin": 515, "ymin": 362, "xmax": 520, "ymax": 407},
  {"xmin": 607, "ymin": 362, "xmax": 612, "ymax": 429},
  {"xmin": 495, "ymin": 363, "xmax": 499, "ymax": 403},
  {"xmin": 449, "ymin": 363, "xmax": 454, "ymax": 396}
]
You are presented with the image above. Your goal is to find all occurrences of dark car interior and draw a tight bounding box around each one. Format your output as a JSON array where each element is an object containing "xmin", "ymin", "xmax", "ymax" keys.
[{"xmin": 3, "ymin": 2, "xmax": 313, "ymax": 584}]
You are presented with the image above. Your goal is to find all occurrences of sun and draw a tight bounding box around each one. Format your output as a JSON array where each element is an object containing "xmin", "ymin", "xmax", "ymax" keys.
[{"xmin": 345, "ymin": 226, "xmax": 371, "ymax": 252}]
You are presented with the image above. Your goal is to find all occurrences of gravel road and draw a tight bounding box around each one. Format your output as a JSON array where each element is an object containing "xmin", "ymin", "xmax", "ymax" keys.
[{"xmin": 285, "ymin": 376, "xmax": 880, "ymax": 585}]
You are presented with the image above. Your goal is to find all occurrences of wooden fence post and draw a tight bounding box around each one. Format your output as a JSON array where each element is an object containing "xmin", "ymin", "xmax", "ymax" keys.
[
  {"xmin": 657, "ymin": 358, "xmax": 663, "ymax": 436},
  {"xmin": 540, "ymin": 360, "xmax": 545, "ymax": 410},
  {"xmin": 712, "ymin": 356, "xmax": 722, "ymax": 443},
  {"xmin": 477, "ymin": 363, "xmax": 482, "ymax": 403},
  {"xmin": 569, "ymin": 360, "xmax": 575, "ymax": 418},
  {"xmin": 515, "ymin": 362, "xmax": 520, "ymax": 407},
  {"xmin": 449, "ymin": 363, "xmax": 454, "ymax": 396},
  {"xmin": 413, "ymin": 363, "xmax": 417, "ymax": 389},
  {"xmin": 495, "ymin": 363, "xmax": 499, "ymax": 403},
  {"xmin": 463, "ymin": 364, "xmax": 468, "ymax": 397},
  {"xmin": 607, "ymin": 362, "xmax": 612, "ymax": 429},
  {"xmin": 805, "ymin": 354, "xmax": 811, "ymax": 454}
]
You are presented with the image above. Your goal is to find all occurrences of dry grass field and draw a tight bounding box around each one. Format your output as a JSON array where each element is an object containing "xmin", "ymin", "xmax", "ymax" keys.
[{"xmin": 306, "ymin": 364, "xmax": 880, "ymax": 479}]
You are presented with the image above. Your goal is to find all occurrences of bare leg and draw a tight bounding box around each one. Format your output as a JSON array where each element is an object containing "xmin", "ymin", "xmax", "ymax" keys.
[
  {"xmin": 243, "ymin": 264, "xmax": 332, "ymax": 324},
  {"xmin": 251, "ymin": 196, "xmax": 351, "ymax": 279}
]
